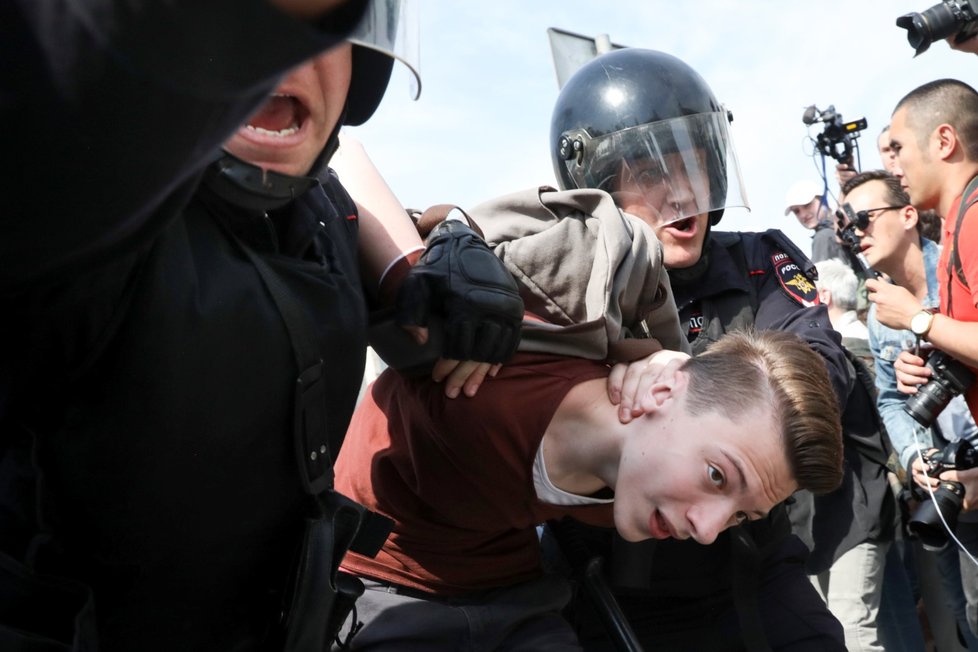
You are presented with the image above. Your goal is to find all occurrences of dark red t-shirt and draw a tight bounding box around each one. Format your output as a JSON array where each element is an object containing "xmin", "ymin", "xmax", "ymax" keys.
[{"xmin": 336, "ymin": 353, "xmax": 614, "ymax": 594}]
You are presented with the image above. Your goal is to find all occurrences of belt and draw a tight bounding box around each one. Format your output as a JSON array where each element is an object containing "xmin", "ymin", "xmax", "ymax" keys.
[{"xmin": 365, "ymin": 578, "xmax": 455, "ymax": 603}]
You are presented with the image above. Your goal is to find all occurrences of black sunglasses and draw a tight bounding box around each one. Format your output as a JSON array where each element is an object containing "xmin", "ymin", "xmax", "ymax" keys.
[{"xmin": 836, "ymin": 203, "xmax": 905, "ymax": 230}]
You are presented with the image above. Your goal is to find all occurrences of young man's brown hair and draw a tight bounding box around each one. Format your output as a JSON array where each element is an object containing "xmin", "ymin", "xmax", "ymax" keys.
[{"xmin": 683, "ymin": 330, "xmax": 843, "ymax": 495}]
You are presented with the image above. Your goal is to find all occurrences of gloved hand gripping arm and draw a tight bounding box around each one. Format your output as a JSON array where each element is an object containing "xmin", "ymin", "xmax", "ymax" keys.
[{"xmin": 396, "ymin": 218, "xmax": 524, "ymax": 364}]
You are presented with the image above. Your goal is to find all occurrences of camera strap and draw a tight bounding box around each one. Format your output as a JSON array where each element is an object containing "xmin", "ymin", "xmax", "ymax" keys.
[{"xmin": 946, "ymin": 175, "xmax": 978, "ymax": 317}]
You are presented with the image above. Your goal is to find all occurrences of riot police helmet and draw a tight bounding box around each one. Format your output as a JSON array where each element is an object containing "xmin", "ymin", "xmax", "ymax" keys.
[
  {"xmin": 345, "ymin": 0, "xmax": 421, "ymax": 125},
  {"xmin": 550, "ymin": 48, "xmax": 747, "ymax": 228}
]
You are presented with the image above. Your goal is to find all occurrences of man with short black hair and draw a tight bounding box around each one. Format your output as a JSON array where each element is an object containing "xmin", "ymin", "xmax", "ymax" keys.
[
  {"xmin": 861, "ymin": 81, "xmax": 978, "ymax": 638},
  {"xmin": 868, "ymin": 79, "xmax": 978, "ymax": 431}
]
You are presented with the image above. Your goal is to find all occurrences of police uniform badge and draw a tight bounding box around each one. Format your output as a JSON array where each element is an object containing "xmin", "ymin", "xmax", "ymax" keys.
[{"xmin": 772, "ymin": 251, "xmax": 819, "ymax": 307}]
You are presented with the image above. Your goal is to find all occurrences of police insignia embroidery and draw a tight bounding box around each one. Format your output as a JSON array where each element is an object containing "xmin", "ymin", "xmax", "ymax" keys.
[{"xmin": 771, "ymin": 251, "xmax": 819, "ymax": 306}]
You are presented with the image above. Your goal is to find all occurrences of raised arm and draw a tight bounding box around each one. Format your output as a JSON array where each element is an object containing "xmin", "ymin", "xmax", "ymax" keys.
[{"xmin": 4, "ymin": 0, "xmax": 366, "ymax": 290}]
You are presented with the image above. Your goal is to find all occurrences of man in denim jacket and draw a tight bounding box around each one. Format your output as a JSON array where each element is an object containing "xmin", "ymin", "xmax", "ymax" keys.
[{"xmin": 840, "ymin": 173, "xmax": 943, "ymax": 468}]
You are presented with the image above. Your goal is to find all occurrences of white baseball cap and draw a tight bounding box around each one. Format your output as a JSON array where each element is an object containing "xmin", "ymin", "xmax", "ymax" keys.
[{"xmin": 783, "ymin": 180, "xmax": 823, "ymax": 215}]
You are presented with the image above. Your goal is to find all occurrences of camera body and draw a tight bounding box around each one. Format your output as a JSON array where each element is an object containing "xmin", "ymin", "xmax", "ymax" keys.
[
  {"xmin": 897, "ymin": 0, "xmax": 978, "ymax": 55},
  {"xmin": 903, "ymin": 350, "xmax": 976, "ymax": 428},
  {"xmin": 908, "ymin": 438, "xmax": 978, "ymax": 549},
  {"xmin": 802, "ymin": 104, "xmax": 867, "ymax": 167},
  {"xmin": 903, "ymin": 350, "xmax": 977, "ymax": 549}
]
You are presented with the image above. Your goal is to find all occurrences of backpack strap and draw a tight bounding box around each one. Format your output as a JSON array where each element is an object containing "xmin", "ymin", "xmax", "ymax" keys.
[{"xmin": 947, "ymin": 175, "xmax": 978, "ymax": 316}]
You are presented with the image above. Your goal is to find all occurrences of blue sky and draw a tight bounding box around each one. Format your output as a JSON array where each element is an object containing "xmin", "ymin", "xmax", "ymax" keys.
[{"xmin": 347, "ymin": 1, "xmax": 977, "ymax": 254}]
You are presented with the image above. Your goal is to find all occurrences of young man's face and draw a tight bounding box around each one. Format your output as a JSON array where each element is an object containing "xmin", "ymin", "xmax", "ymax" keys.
[
  {"xmin": 889, "ymin": 106, "xmax": 937, "ymax": 211},
  {"xmin": 612, "ymin": 151, "xmax": 712, "ymax": 270},
  {"xmin": 224, "ymin": 44, "xmax": 353, "ymax": 177},
  {"xmin": 841, "ymin": 180, "xmax": 913, "ymax": 274},
  {"xmin": 787, "ymin": 197, "xmax": 824, "ymax": 230},
  {"xmin": 612, "ymin": 383, "xmax": 795, "ymax": 545}
]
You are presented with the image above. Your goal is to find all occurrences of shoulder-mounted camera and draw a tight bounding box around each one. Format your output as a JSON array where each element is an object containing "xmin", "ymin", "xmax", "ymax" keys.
[{"xmin": 802, "ymin": 104, "xmax": 868, "ymax": 167}]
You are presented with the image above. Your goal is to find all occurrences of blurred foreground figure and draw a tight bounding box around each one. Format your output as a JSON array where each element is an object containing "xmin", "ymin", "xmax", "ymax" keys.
[{"xmin": 0, "ymin": 1, "xmax": 523, "ymax": 650}]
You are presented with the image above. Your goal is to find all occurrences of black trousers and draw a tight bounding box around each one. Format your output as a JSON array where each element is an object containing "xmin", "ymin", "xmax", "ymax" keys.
[{"xmin": 567, "ymin": 536, "xmax": 845, "ymax": 652}]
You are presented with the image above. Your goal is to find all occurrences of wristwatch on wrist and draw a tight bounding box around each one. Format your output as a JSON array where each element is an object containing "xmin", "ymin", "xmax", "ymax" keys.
[{"xmin": 910, "ymin": 308, "xmax": 936, "ymax": 338}]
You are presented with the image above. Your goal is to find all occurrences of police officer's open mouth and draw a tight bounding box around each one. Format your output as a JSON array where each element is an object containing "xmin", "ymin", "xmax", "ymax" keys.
[
  {"xmin": 245, "ymin": 93, "xmax": 309, "ymax": 137},
  {"xmin": 668, "ymin": 217, "xmax": 696, "ymax": 232}
]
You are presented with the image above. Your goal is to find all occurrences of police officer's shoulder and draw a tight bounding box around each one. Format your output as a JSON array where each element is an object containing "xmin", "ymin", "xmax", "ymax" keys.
[
  {"xmin": 759, "ymin": 229, "xmax": 816, "ymax": 278},
  {"xmin": 757, "ymin": 229, "xmax": 820, "ymax": 307},
  {"xmin": 710, "ymin": 230, "xmax": 743, "ymax": 249}
]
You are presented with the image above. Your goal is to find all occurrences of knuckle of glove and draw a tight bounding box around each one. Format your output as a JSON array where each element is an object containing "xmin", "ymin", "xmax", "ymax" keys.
[
  {"xmin": 420, "ymin": 241, "xmax": 448, "ymax": 265},
  {"xmin": 463, "ymin": 288, "xmax": 524, "ymax": 322},
  {"xmin": 443, "ymin": 309, "xmax": 520, "ymax": 364},
  {"xmin": 455, "ymin": 243, "xmax": 519, "ymax": 293}
]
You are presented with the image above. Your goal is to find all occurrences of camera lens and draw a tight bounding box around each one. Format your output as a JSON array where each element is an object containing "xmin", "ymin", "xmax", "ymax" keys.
[
  {"xmin": 908, "ymin": 481, "xmax": 965, "ymax": 550},
  {"xmin": 904, "ymin": 379, "xmax": 954, "ymax": 427},
  {"xmin": 897, "ymin": 3, "xmax": 960, "ymax": 54}
]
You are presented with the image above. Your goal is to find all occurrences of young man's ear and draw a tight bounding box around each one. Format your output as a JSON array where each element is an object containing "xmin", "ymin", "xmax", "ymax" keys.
[
  {"xmin": 644, "ymin": 365, "xmax": 688, "ymax": 411},
  {"xmin": 902, "ymin": 205, "xmax": 919, "ymax": 232},
  {"xmin": 934, "ymin": 123, "xmax": 959, "ymax": 161}
]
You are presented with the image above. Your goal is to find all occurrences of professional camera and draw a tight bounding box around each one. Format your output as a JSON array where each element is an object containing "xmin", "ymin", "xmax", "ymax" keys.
[
  {"xmin": 897, "ymin": 0, "xmax": 978, "ymax": 55},
  {"xmin": 908, "ymin": 438, "xmax": 978, "ymax": 549},
  {"xmin": 903, "ymin": 349, "xmax": 976, "ymax": 428},
  {"xmin": 802, "ymin": 104, "xmax": 868, "ymax": 167}
]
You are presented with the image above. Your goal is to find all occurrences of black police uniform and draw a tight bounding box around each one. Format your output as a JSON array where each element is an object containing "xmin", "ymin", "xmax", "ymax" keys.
[
  {"xmin": 570, "ymin": 229, "xmax": 874, "ymax": 652},
  {"xmin": 2, "ymin": 2, "xmax": 373, "ymax": 650}
]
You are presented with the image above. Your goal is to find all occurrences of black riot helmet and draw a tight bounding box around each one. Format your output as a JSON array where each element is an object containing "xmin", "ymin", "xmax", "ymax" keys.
[
  {"xmin": 345, "ymin": 0, "xmax": 421, "ymax": 126},
  {"xmin": 550, "ymin": 48, "xmax": 747, "ymax": 228},
  {"xmin": 315, "ymin": 0, "xmax": 420, "ymax": 167}
]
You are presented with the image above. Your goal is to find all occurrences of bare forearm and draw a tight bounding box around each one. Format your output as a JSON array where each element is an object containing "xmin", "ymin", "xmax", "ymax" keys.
[
  {"xmin": 926, "ymin": 313, "xmax": 978, "ymax": 368},
  {"xmin": 333, "ymin": 134, "xmax": 424, "ymax": 303}
]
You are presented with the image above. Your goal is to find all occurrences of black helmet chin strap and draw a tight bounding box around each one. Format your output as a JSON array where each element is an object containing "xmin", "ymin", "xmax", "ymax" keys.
[{"xmin": 203, "ymin": 153, "xmax": 318, "ymax": 214}]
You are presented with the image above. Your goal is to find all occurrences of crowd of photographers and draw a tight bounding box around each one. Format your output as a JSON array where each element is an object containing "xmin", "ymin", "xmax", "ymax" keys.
[
  {"xmin": 4, "ymin": 1, "xmax": 978, "ymax": 651},
  {"xmin": 783, "ymin": 42, "xmax": 978, "ymax": 647}
]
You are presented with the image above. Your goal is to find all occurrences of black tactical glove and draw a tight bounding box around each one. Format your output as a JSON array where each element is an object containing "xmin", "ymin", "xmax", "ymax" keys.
[{"xmin": 396, "ymin": 219, "xmax": 523, "ymax": 363}]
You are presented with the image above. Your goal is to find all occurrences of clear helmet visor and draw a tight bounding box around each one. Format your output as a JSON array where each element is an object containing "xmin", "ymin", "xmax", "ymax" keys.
[
  {"xmin": 348, "ymin": 0, "xmax": 421, "ymax": 99},
  {"xmin": 562, "ymin": 111, "xmax": 748, "ymax": 228}
]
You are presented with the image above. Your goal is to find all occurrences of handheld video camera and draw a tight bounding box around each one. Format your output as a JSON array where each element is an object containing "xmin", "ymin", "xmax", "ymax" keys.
[
  {"xmin": 802, "ymin": 105, "xmax": 868, "ymax": 168},
  {"xmin": 897, "ymin": 0, "xmax": 978, "ymax": 56},
  {"xmin": 835, "ymin": 203, "xmax": 883, "ymax": 279},
  {"xmin": 908, "ymin": 437, "xmax": 978, "ymax": 549}
]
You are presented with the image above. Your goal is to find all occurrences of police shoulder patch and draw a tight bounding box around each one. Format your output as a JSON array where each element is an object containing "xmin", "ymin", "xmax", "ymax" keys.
[{"xmin": 771, "ymin": 251, "xmax": 819, "ymax": 307}]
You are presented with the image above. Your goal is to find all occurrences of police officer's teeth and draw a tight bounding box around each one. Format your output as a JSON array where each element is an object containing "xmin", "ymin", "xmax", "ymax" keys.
[{"xmin": 246, "ymin": 124, "xmax": 300, "ymax": 137}]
